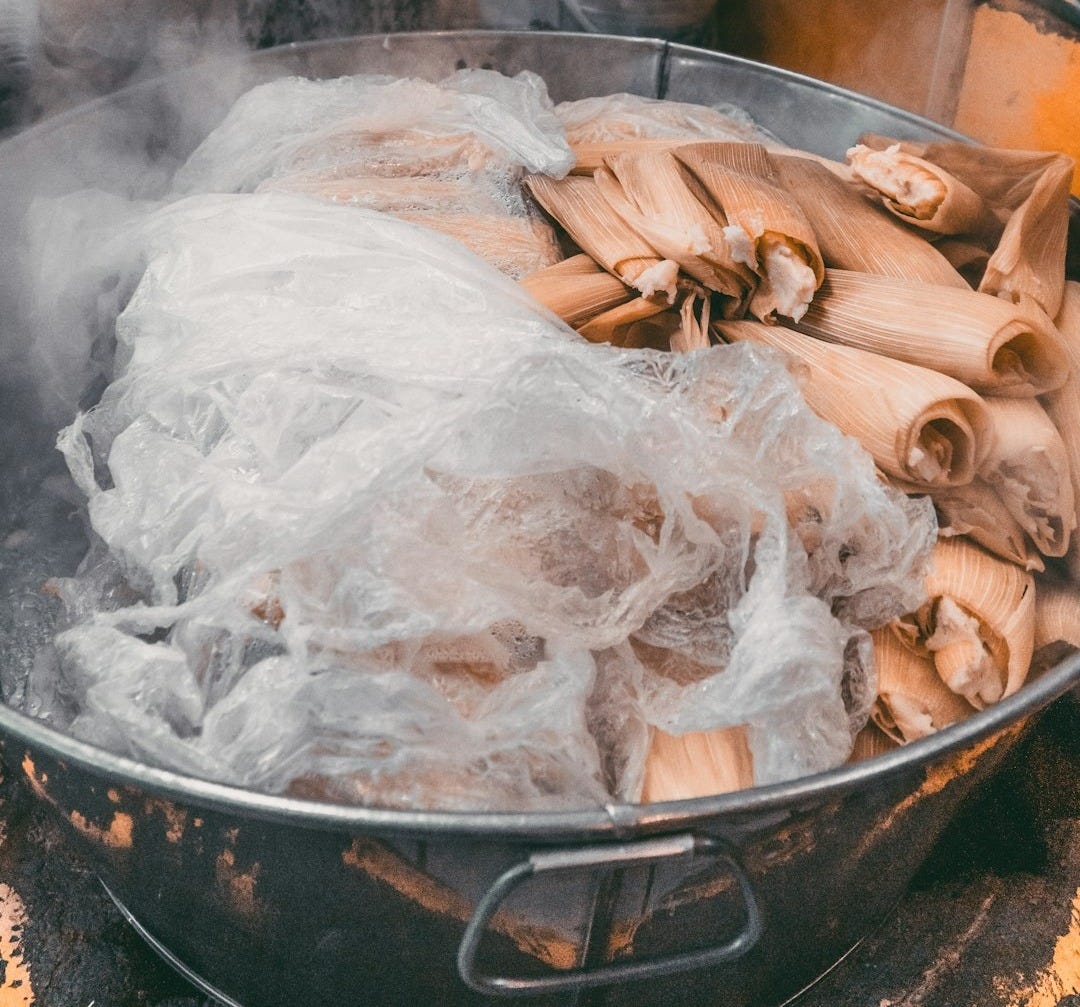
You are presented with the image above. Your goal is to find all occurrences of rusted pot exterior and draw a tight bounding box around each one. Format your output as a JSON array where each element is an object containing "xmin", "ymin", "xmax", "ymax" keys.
[{"xmin": 0, "ymin": 31, "xmax": 1078, "ymax": 1007}]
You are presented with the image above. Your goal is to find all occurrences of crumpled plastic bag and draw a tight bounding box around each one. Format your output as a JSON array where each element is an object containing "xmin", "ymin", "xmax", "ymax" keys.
[
  {"xmin": 32, "ymin": 189, "xmax": 935, "ymax": 810},
  {"xmin": 173, "ymin": 69, "xmax": 573, "ymax": 278}
]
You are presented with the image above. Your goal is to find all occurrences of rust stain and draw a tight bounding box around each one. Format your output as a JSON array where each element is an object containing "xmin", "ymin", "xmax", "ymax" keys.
[
  {"xmin": 107, "ymin": 789, "xmax": 120, "ymax": 804},
  {"xmin": 19, "ymin": 758, "xmax": 48, "ymax": 804},
  {"xmin": 854, "ymin": 724, "xmax": 1024, "ymax": 861},
  {"xmin": 215, "ymin": 847, "xmax": 265, "ymax": 920},
  {"xmin": 0, "ymin": 883, "xmax": 34, "ymax": 1006},
  {"xmin": 143, "ymin": 798, "xmax": 188, "ymax": 844},
  {"xmin": 996, "ymin": 886, "xmax": 1080, "ymax": 1007},
  {"xmin": 68, "ymin": 809, "xmax": 134, "ymax": 850},
  {"xmin": 193, "ymin": 818, "xmax": 204, "ymax": 828},
  {"xmin": 342, "ymin": 839, "xmax": 577, "ymax": 970}
]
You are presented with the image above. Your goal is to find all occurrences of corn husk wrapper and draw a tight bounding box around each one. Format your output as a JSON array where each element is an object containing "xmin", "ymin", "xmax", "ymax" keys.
[
  {"xmin": 715, "ymin": 319, "xmax": 992, "ymax": 488},
  {"xmin": 570, "ymin": 138, "xmax": 690, "ymax": 175},
  {"xmin": 846, "ymin": 143, "xmax": 1003, "ymax": 240},
  {"xmin": 905, "ymin": 538, "xmax": 1036, "ymax": 708},
  {"xmin": 596, "ymin": 152, "xmax": 757, "ymax": 305},
  {"xmin": 977, "ymin": 396, "xmax": 1075, "ymax": 558},
  {"xmin": 933, "ymin": 239, "xmax": 991, "ymax": 288},
  {"xmin": 672, "ymin": 285, "xmax": 712, "ymax": 353},
  {"xmin": 795, "ymin": 269, "xmax": 1069, "ymax": 397},
  {"xmin": 979, "ymin": 154, "xmax": 1074, "ymax": 319},
  {"xmin": 525, "ymin": 173, "xmax": 679, "ymax": 299},
  {"xmin": 673, "ymin": 142, "xmax": 824, "ymax": 322},
  {"xmin": 577, "ymin": 297, "xmax": 678, "ymax": 349},
  {"xmin": 396, "ymin": 212, "xmax": 563, "ymax": 279},
  {"xmin": 520, "ymin": 254, "xmax": 634, "ymax": 326},
  {"xmin": 848, "ymin": 721, "xmax": 902, "ymax": 762},
  {"xmin": 1034, "ymin": 579, "xmax": 1080, "ymax": 650},
  {"xmin": 870, "ymin": 626, "xmax": 976, "ymax": 744},
  {"xmin": 641, "ymin": 724, "xmax": 754, "ymax": 802},
  {"xmin": 770, "ymin": 154, "xmax": 967, "ymax": 289},
  {"xmin": 890, "ymin": 476, "xmax": 1044, "ymax": 572},
  {"xmin": 1044, "ymin": 282, "xmax": 1080, "ymax": 579}
]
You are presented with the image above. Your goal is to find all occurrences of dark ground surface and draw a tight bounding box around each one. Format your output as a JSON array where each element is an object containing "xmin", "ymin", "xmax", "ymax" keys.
[{"xmin": 0, "ymin": 693, "xmax": 1074, "ymax": 1007}]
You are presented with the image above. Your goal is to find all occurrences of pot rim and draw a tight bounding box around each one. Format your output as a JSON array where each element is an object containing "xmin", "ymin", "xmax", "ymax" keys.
[{"xmin": 3, "ymin": 29, "xmax": 1078, "ymax": 842}]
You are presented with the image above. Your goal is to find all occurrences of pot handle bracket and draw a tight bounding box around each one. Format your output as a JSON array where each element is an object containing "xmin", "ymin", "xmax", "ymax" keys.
[{"xmin": 457, "ymin": 834, "xmax": 763, "ymax": 997}]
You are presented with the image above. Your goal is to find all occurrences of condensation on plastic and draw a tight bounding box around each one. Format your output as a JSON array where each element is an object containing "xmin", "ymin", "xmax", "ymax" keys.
[{"xmin": 28, "ymin": 186, "xmax": 936, "ymax": 810}]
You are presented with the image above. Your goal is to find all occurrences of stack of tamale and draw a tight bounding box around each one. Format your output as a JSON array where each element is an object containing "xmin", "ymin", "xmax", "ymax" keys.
[{"xmin": 516, "ymin": 114, "xmax": 1080, "ymax": 800}]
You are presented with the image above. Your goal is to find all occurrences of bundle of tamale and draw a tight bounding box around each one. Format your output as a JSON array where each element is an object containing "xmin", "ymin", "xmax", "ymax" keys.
[{"xmin": 513, "ymin": 108, "xmax": 1078, "ymax": 796}]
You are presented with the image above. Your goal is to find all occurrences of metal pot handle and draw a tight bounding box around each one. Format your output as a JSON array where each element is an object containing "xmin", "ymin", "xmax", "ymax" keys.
[{"xmin": 457, "ymin": 833, "xmax": 763, "ymax": 997}]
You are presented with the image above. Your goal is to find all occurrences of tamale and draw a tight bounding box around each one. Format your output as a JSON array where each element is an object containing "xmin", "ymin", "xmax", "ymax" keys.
[
  {"xmin": 870, "ymin": 626, "xmax": 975, "ymax": 744},
  {"xmin": 906, "ymin": 538, "xmax": 1036, "ymax": 708},
  {"xmin": 674, "ymin": 142, "xmax": 824, "ymax": 322},
  {"xmin": 889, "ymin": 477, "xmax": 1044, "ymax": 572},
  {"xmin": 1033, "ymin": 579, "xmax": 1080, "ymax": 650},
  {"xmin": 520, "ymin": 254, "xmax": 634, "ymax": 326},
  {"xmin": 526, "ymin": 173, "xmax": 680, "ymax": 299},
  {"xmin": 641, "ymin": 724, "xmax": 754, "ymax": 801},
  {"xmin": 715, "ymin": 319, "xmax": 992, "ymax": 488},
  {"xmin": 795, "ymin": 269, "xmax": 1069, "ymax": 396},
  {"xmin": 1044, "ymin": 282, "xmax": 1080, "ymax": 580},
  {"xmin": 569, "ymin": 138, "xmax": 690, "ymax": 175},
  {"xmin": 977, "ymin": 396, "xmax": 1075, "ymax": 558},
  {"xmin": 848, "ymin": 721, "xmax": 901, "ymax": 761},
  {"xmin": 598, "ymin": 150, "xmax": 756, "ymax": 304},
  {"xmin": 846, "ymin": 143, "xmax": 1003, "ymax": 240},
  {"xmin": 770, "ymin": 154, "xmax": 968, "ymax": 289},
  {"xmin": 577, "ymin": 297, "xmax": 676, "ymax": 348}
]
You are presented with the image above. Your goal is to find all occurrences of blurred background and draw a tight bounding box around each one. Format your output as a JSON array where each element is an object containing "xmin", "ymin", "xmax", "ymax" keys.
[{"xmin": 0, "ymin": 0, "xmax": 1076, "ymax": 177}]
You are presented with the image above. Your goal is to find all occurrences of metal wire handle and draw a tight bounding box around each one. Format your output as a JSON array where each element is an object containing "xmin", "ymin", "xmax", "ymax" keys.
[{"xmin": 457, "ymin": 833, "xmax": 763, "ymax": 997}]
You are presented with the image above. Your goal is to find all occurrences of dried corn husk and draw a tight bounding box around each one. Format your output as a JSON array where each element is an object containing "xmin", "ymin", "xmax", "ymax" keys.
[
  {"xmin": 848, "ymin": 721, "xmax": 902, "ymax": 761},
  {"xmin": 671, "ymin": 285, "xmax": 712, "ymax": 353},
  {"xmin": 1033, "ymin": 579, "xmax": 1080, "ymax": 650},
  {"xmin": 906, "ymin": 538, "xmax": 1036, "ymax": 708},
  {"xmin": 526, "ymin": 173, "xmax": 679, "ymax": 299},
  {"xmin": 770, "ymin": 154, "xmax": 967, "ymax": 289},
  {"xmin": 890, "ymin": 476, "xmax": 1044, "ymax": 572},
  {"xmin": 596, "ymin": 151, "xmax": 756, "ymax": 303},
  {"xmin": 977, "ymin": 396, "xmax": 1075, "ymax": 558},
  {"xmin": 932, "ymin": 239, "xmax": 991, "ymax": 288},
  {"xmin": 641, "ymin": 724, "xmax": 754, "ymax": 802},
  {"xmin": 673, "ymin": 142, "xmax": 824, "ymax": 322},
  {"xmin": 520, "ymin": 254, "xmax": 634, "ymax": 326},
  {"xmin": 870, "ymin": 626, "xmax": 976, "ymax": 744},
  {"xmin": 577, "ymin": 297, "xmax": 677, "ymax": 348},
  {"xmin": 715, "ymin": 319, "xmax": 992, "ymax": 487},
  {"xmin": 794, "ymin": 269, "xmax": 1068, "ymax": 396},
  {"xmin": 1045, "ymin": 282, "xmax": 1080, "ymax": 579},
  {"xmin": 396, "ymin": 212, "xmax": 563, "ymax": 279},
  {"xmin": 570, "ymin": 138, "xmax": 690, "ymax": 174},
  {"xmin": 846, "ymin": 143, "xmax": 1003, "ymax": 240},
  {"xmin": 979, "ymin": 154, "xmax": 1074, "ymax": 319}
]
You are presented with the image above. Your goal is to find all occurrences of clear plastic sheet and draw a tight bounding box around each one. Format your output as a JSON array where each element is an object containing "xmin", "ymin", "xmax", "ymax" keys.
[
  {"xmin": 172, "ymin": 69, "xmax": 572, "ymax": 279},
  {"xmin": 29, "ymin": 191, "xmax": 936, "ymax": 810}
]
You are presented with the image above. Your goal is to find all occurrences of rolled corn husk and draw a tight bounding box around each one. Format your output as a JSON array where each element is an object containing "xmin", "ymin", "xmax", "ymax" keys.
[
  {"xmin": 525, "ymin": 173, "xmax": 680, "ymax": 299},
  {"xmin": 907, "ymin": 538, "xmax": 1036, "ymax": 708},
  {"xmin": 520, "ymin": 254, "xmax": 634, "ymax": 326},
  {"xmin": 870, "ymin": 626, "xmax": 976, "ymax": 744},
  {"xmin": 577, "ymin": 296, "xmax": 678, "ymax": 349},
  {"xmin": 569, "ymin": 138, "xmax": 690, "ymax": 175},
  {"xmin": 890, "ymin": 476, "xmax": 1044, "ymax": 572},
  {"xmin": 672, "ymin": 285, "xmax": 712, "ymax": 353},
  {"xmin": 714, "ymin": 319, "xmax": 992, "ymax": 488},
  {"xmin": 846, "ymin": 143, "xmax": 1003, "ymax": 240},
  {"xmin": 396, "ymin": 212, "xmax": 563, "ymax": 279},
  {"xmin": 932, "ymin": 238, "xmax": 991, "ymax": 288},
  {"xmin": 596, "ymin": 151, "xmax": 756, "ymax": 303},
  {"xmin": 641, "ymin": 724, "xmax": 754, "ymax": 802},
  {"xmin": 1044, "ymin": 282, "xmax": 1080, "ymax": 579},
  {"xmin": 794, "ymin": 269, "xmax": 1069, "ymax": 396},
  {"xmin": 848, "ymin": 721, "xmax": 902, "ymax": 761},
  {"xmin": 770, "ymin": 154, "xmax": 968, "ymax": 289},
  {"xmin": 1033, "ymin": 579, "xmax": 1080, "ymax": 650},
  {"xmin": 977, "ymin": 396, "xmax": 1075, "ymax": 558},
  {"xmin": 979, "ymin": 154, "xmax": 1074, "ymax": 319},
  {"xmin": 672, "ymin": 142, "xmax": 824, "ymax": 322}
]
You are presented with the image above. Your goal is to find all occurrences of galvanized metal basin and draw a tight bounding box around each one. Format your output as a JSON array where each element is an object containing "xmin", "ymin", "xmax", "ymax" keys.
[{"xmin": 0, "ymin": 31, "xmax": 1077, "ymax": 1007}]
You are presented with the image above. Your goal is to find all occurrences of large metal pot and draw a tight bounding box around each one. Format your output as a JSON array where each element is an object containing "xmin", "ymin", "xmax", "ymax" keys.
[{"xmin": 0, "ymin": 31, "xmax": 1078, "ymax": 1007}]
